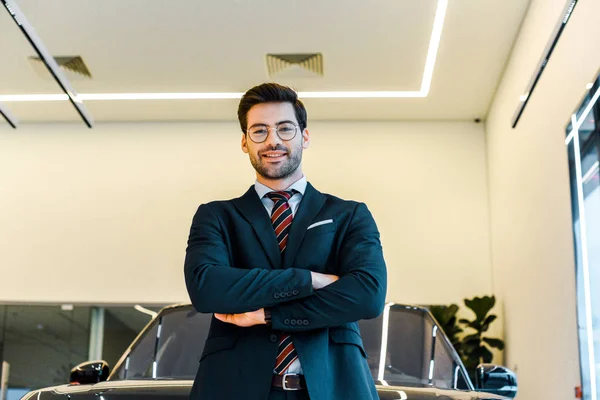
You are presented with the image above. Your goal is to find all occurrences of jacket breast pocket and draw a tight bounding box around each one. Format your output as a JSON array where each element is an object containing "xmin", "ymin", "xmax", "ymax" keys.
[
  {"xmin": 329, "ymin": 327, "xmax": 368, "ymax": 359},
  {"xmin": 199, "ymin": 335, "xmax": 238, "ymax": 362},
  {"xmin": 296, "ymin": 222, "xmax": 337, "ymax": 272},
  {"xmin": 306, "ymin": 220, "xmax": 337, "ymax": 236}
]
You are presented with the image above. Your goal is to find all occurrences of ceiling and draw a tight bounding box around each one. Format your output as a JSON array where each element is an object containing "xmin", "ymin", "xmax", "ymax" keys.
[{"xmin": 0, "ymin": 0, "xmax": 531, "ymax": 124}]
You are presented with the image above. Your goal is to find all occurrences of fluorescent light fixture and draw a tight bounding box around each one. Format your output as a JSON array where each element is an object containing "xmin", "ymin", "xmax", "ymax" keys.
[
  {"xmin": 61, "ymin": 304, "xmax": 74, "ymax": 311},
  {"xmin": 571, "ymin": 114, "xmax": 598, "ymax": 400},
  {"xmin": 82, "ymin": 92, "xmax": 244, "ymax": 101},
  {"xmin": 586, "ymin": 83, "xmax": 594, "ymax": 90},
  {"xmin": 420, "ymin": 0, "xmax": 448, "ymax": 96},
  {"xmin": 519, "ymin": 94, "xmax": 529, "ymax": 102},
  {"xmin": 0, "ymin": 0, "xmax": 448, "ymax": 103},
  {"xmin": 0, "ymin": 94, "xmax": 69, "ymax": 102}
]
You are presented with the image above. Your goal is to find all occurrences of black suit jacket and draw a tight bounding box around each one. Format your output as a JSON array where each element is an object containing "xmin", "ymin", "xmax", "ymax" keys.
[{"xmin": 184, "ymin": 182, "xmax": 387, "ymax": 400}]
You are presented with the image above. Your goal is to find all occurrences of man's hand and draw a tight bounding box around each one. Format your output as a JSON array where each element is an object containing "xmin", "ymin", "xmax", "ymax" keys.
[
  {"xmin": 214, "ymin": 308, "xmax": 266, "ymax": 327},
  {"xmin": 311, "ymin": 272, "xmax": 339, "ymax": 290}
]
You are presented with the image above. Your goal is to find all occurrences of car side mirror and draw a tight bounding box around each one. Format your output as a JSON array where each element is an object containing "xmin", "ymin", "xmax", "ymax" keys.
[
  {"xmin": 474, "ymin": 364, "xmax": 517, "ymax": 398},
  {"xmin": 69, "ymin": 360, "xmax": 110, "ymax": 385}
]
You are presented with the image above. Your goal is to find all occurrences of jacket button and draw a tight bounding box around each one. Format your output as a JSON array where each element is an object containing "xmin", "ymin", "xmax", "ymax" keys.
[
  {"xmin": 292, "ymin": 290, "xmax": 299, "ymax": 295},
  {"xmin": 274, "ymin": 293, "xmax": 280, "ymax": 299},
  {"xmin": 269, "ymin": 334, "xmax": 278, "ymax": 343},
  {"xmin": 284, "ymin": 319, "xmax": 290, "ymax": 325},
  {"xmin": 303, "ymin": 319, "xmax": 309, "ymax": 325}
]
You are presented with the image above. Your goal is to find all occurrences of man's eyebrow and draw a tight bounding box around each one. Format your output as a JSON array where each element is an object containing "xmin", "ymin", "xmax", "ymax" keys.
[
  {"xmin": 276, "ymin": 120, "xmax": 295, "ymax": 125},
  {"xmin": 248, "ymin": 120, "xmax": 296, "ymax": 129},
  {"xmin": 248, "ymin": 123, "xmax": 268, "ymax": 129}
]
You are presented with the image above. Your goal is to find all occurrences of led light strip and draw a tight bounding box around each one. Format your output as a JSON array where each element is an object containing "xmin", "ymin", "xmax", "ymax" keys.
[
  {"xmin": 570, "ymin": 113, "xmax": 598, "ymax": 400},
  {"xmin": 0, "ymin": 0, "xmax": 448, "ymax": 103}
]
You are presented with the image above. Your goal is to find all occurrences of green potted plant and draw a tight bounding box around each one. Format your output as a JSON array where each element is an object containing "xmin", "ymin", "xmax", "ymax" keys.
[{"xmin": 429, "ymin": 295, "xmax": 505, "ymax": 381}]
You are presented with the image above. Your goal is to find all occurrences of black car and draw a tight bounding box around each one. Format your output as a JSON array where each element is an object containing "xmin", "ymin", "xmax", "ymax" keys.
[{"xmin": 20, "ymin": 303, "xmax": 517, "ymax": 400}]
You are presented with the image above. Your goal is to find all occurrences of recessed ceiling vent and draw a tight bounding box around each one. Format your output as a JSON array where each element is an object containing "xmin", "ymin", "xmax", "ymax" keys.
[
  {"xmin": 266, "ymin": 53, "xmax": 323, "ymax": 79},
  {"xmin": 29, "ymin": 55, "xmax": 92, "ymax": 80}
]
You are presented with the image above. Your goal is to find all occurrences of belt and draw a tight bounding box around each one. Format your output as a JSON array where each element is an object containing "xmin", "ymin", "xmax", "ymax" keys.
[{"xmin": 271, "ymin": 373, "xmax": 306, "ymax": 391}]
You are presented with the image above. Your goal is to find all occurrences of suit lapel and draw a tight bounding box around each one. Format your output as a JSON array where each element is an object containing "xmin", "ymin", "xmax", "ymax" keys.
[
  {"xmin": 232, "ymin": 186, "xmax": 281, "ymax": 269},
  {"xmin": 283, "ymin": 182, "xmax": 327, "ymax": 269}
]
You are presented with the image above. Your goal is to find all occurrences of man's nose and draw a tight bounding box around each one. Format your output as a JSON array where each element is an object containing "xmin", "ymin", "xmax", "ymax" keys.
[{"xmin": 264, "ymin": 128, "xmax": 282, "ymax": 146}]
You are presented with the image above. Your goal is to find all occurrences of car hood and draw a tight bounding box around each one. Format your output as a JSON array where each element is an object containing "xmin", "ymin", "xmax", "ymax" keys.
[{"xmin": 21, "ymin": 380, "xmax": 506, "ymax": 400}]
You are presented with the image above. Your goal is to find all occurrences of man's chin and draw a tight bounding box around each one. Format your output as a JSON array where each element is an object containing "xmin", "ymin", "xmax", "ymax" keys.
[{"xmin": 257, "ymin": 168, "xmax": 292, "ymax": 180}]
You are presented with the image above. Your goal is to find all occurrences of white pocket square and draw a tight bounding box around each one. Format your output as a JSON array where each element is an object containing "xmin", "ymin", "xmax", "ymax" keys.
[{"xmin": 307, "ymin": 219, "xmax": 334, "ymax": 230}]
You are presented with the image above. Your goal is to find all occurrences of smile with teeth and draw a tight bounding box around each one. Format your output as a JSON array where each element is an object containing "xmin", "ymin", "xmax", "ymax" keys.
[{"xmin": 263, "ymin": 153, "xmax": 287, "ymax": 158}]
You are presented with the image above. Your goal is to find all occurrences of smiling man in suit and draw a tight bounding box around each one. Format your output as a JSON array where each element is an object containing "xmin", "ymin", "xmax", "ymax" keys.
[{"xmin": 184, "ymin": 83, "xmax": 387, "ymax": 400}]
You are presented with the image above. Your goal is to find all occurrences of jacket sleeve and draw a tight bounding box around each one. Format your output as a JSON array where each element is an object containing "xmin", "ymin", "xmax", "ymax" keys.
[
  {"xmin": 269, "ymin": 203, "xmax": 387, "ymax": 331},
  {"xmin": 184, "ymin": 203, "xmax": 313, "ymax": 314}
]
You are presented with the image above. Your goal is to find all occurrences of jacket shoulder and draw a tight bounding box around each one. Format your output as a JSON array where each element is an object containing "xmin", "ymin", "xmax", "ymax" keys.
[{"xmin": 320, "ymin": 192, "xmax": 362, "ymax": 209}]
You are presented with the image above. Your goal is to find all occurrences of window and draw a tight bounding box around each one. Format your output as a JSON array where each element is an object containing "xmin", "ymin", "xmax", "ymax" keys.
[
  {"xmin": 114, "ymin": 320, "xmax": 158, "ymax": 380},
  {"xmin": 0, "ymin": 305, "xmax": 90, "ymax": 393},
  {"xmin": 0, "ymin": 304, "xmax": 161, "ymax": 394},
  {"xmin": 112, "ymin": 308, "xmax": 211, "ymax": 380},
  {"xmin": 566, "ymin": 73, "xmax": 600, "ymax": 400}
]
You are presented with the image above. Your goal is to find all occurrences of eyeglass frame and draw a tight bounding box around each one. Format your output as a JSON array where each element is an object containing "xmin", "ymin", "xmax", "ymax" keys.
[{"xmin": 245, "ymin": 121, "xmax": 300, "ymax": 143}]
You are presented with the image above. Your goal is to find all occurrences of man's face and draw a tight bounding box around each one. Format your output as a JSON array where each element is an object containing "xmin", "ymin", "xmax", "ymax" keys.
[{"xmin": 241, "ymin": 102, "xmax": 310, "ymax": 181}]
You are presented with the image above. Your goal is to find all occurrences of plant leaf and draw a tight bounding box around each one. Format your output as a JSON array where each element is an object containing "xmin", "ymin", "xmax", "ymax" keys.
[
  {"xmin": 483, "ymin": 337, "xmax": 505, "ymax": 350},
  {"xmin": 470, "ymin": 346, "xmax": 494, "ymax": 363},
  {"xmin": 464, "ymin": 296, "xmax": 496, "ymax": 322}
]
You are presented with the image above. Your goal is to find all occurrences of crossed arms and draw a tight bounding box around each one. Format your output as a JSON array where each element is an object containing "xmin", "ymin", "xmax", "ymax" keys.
[{"xmin": 184, "ymin": 202, "xmax": 387, "ymax": 331}]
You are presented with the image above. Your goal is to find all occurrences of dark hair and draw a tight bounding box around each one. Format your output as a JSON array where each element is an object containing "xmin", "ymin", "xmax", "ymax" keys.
[{"xmin": 237, "ymin": 83, "xmax": 307, "ymax": 133}]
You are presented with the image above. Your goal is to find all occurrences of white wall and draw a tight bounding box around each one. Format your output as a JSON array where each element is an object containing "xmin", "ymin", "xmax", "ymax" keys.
[
  {"xmin": 0, "ymin": 121, "xmax": 493, "ymax": 309},
  {"xmin": 485, "ymin": 0, "xmax": 600, "ymax": 398}
]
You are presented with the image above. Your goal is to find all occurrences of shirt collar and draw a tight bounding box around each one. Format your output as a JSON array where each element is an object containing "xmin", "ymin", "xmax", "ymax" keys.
[{"xmin": 254, "ymin": 175, "xmax": 307, "ymax": 199}]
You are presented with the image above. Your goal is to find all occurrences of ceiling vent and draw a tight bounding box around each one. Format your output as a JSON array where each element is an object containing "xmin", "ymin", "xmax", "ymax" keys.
[
  {"xmin": 29, "ymin": 55, "xmax": 92, "ymax": 81},
  {"xmin": 266, "ymin": 53, "xmax": 323, "ymax": 79}
]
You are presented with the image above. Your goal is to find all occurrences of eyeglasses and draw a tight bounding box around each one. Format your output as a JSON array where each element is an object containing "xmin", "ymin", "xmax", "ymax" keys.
[{"xmin": 246, "ymin": 122, "xmax": 298, "ymax": 143}]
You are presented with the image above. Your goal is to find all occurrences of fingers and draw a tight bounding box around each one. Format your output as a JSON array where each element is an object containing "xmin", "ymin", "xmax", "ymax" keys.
[
  {"xmin": 214, "ymin": 313, "xmax": 226, "ymax": 322},
  {"xmin": 214, "ymin": 313, "xmax": 235, "ymax": 324},
  {"xmin": 322, "ymin": 273, "xmax": 339, "ymax": 288}
]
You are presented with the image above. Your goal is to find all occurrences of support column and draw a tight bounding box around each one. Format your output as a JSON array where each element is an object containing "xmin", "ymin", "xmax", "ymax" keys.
[{"xmin": 88, "ymin": 307, "xmax": 105, "ymax": 360}]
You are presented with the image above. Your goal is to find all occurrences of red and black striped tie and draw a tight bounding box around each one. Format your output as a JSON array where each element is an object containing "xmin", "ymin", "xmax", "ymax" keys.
[{"xmin": 266, "ymin": 190, "xmax": 298, "ymax": 374}]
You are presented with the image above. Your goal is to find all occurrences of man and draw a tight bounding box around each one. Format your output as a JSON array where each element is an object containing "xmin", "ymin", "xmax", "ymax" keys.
[{"xmin": 184, "ymin": 83, "xmax": 387, "ymax": 400}]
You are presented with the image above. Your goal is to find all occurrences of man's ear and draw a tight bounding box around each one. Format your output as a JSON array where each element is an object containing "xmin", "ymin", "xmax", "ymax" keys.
[
  {"xmin": 241, "ymin": 133, "xmax": 249, "ymax": 153},
  {"xmin": 302, "ymin": 129, "xmax": 311, "ymax": 149}
]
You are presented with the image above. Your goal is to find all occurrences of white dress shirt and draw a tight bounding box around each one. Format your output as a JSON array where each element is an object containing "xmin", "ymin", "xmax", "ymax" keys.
[{"xmin": 254, "ymin": 175, "xmax": 306, "ymax": 375}]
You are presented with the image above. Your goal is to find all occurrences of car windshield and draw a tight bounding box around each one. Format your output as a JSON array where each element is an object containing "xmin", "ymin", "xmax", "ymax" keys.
[{"xmin": 110, "ymin": 305, "xmax": 471, "ymax": 389}]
